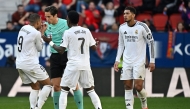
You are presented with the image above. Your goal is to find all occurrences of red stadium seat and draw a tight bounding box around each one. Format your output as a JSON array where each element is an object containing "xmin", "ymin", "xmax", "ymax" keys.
[
  {"xmin": 153, "ymin": 14, "xmax": 168, "ymax": 31},
  {"xmin": 119, "ymin": 15, "xmax": 124, "ymax": 24},
  {"xmin": 136, "ymin": 13, "xmax": 152, "ymax": 21},
  {"xmin": 169, "ymin": 13, "xmax": 183, "ymax": 30}
]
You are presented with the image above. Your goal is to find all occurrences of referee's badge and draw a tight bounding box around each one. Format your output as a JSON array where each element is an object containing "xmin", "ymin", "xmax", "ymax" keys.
[{"xmin": 135, "ymin": 30, "xmax": 138, "ymax": 34}]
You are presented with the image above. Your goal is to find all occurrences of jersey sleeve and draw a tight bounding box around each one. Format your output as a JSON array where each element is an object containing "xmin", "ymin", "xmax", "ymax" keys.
[
  {"xmin": 35, "ymin": 31, "xmax": 43, "ymax": 52},
  {"xmin": 142, "ymin": 23, "xmax": 155, "ymax": 63},
  {"xmin": 115, "ymin": 27, "xmax": 124, "ymax": 62},
  {"xmin": 60, "ymin": 31, "xmax": 68, "ymax": 48},
  {"xmin": 88, "ymin": 29, "xmax": 96, "ymax": 46}
]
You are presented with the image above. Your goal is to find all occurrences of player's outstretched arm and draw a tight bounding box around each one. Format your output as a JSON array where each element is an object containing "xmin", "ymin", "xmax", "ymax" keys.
[
  {"xmin": 41, "ymin": 35, "xmax": 66, "ymax": 54},
  {"xmin": 51, "ymin": 43, "xmax": 66, "ymax": 54},
  {"xmin": 90, "ymin": 45, "xmax": 97, "ymax": 50}
]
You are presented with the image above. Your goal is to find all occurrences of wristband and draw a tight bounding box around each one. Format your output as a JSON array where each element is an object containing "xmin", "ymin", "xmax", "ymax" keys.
[{"xmin": 49, "ymin": 41, "xmax": 54, "ymax": 47}]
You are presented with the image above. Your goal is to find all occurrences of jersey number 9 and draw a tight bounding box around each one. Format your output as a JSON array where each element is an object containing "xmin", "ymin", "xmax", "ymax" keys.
[{"xmin": 18, "ymin": 36, "xmax": 23, "ymax": 52}]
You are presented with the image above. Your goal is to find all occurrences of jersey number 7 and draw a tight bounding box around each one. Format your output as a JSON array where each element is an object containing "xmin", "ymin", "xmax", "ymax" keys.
[{"xmin": 78, "ymin": 38, "xmax": 85, "ymax": 54}]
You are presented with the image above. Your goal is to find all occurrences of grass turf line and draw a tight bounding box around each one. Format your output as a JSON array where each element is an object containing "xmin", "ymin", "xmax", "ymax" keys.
[{"xmin": 0, "ymin": 97, "xmax": 189, "ymax": 109}]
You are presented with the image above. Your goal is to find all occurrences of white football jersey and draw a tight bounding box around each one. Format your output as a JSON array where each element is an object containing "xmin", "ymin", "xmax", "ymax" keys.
[
  {"xmin": 16, "ymin": 25, "xmax": 43, "ymax": 69},
  {"xmin": 115, "ymin": 21, "xmax": 155, "ymax": 65},
  {"xmin": 60, "ymin": 26, "xmax": 96, "ymax": 70}
]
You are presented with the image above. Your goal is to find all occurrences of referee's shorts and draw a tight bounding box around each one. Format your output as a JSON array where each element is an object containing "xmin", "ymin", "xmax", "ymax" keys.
[{"xmin": 50, "ymin": 51, "xmax": 68, "ymax": 79}]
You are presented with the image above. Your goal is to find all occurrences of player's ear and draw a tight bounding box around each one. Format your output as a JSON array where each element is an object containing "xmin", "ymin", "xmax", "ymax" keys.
[{"xmin": 132, "ymin": 13, "xmax": 135, "ymax": 19}]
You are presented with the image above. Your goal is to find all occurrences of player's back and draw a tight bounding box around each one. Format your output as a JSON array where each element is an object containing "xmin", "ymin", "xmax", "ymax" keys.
[
  {"xmin": 16, "ymin": 25, "xmax": 42, "ymax": 69},
  {"xmin": 63, "ymin": 26, "xmax": 95, "ymax": 70}
]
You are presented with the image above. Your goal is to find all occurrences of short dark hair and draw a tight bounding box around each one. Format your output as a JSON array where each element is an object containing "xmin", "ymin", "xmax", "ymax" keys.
[
  {"xmin": 28, "ymin": 13, "xmax": 40, "ymax": 25},
  {"xmin": 68, "ymin": 11, "xmax": 79, "ymax": 24},
  {"xmin": 45, "ymin": 6, "xmax": 58, "ymax": 16},
  {"xmin": 125, "ymin": 6, "xmax": 136, "ymax": 14},
  {"xmin": 6, "ymin": 21, "xmax": 13, "ymax": 25},
  {"xmin": 17, "ymin": 4, "xmax": 23, "ymax": 8}
]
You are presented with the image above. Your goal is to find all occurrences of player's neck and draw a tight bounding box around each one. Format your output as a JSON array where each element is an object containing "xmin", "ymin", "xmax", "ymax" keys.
[
  {"xmin": 52, "ymin": 18, "xmax": 58, "ymax": 25},
  {"xmin": 127, "ymin": 20, "xmax": 136, "ymax": 27},
  {"xmin": 70, "ymin": 24, "xmax": 78, "ymax": 27}
]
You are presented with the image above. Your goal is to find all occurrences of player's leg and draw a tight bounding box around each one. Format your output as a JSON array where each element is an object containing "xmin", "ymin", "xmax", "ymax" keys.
[
  {"xmin": 61, "ymin": 52, "xmax": 84, "ymax": 109},
  {"xmin": 50, "ymin": 53, "xmax": 64, "ymax": 109},
  {"xmin": 73, "ymin": 84, "xmax": 83, "ymax": 109},
  {"xmin": 123, "ymin": 80, "xmax": 134, "ymax": 109},
  {"xmin": 134, "ymin": 64, "xmax": 147, "ymax": 109},
  {"xmin": 26, "ymin": 64, "xmax": 52, "ymax": 109},
  {"xmin": 85, "ymin": 86, "xmax": 102, "ymax": 109},
  {"xmin": 51, "ymin": 77, "xmax": 62, "ymax": 109},
  {"xmin": 59, "ymin": 68, "xmax": 81, "ymax": 109},
  {"xmin": 17, "ymin": 69, "xmax": 40, "ymax": 109},
  {"xmin": 30, "ymin": 82, "xmax": 40, "ymax": 109},
  {"xmin": 121, "ymin": 66, "xmax": 134, "ymax": 109},
  {"xmin": 37, "ymin": 77, "xmax": 52, "ymax": 109},
  {"xmin": 80, "ymin": 70, "xmax": 102, "ymax": 109}
]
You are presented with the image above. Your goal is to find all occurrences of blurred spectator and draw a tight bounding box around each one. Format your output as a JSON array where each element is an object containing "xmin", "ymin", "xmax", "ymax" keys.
[
  {"xmin": 12, "ymin": 5, "xmax": 27, "ymax": 30},
  {"xmin": 153, "ymin": 0, "xmax": 182, "ymax": 15},
  {"xmin": 107, "ymin": 23, "xmax": 119, "ymax": 33},
  {"xmin": 182, "ymin": 0, "xmax": 190, "ymax": 30},
  {"xmin": 22, "ymin": 0, "xmax": 41, "ymax": 13},
  {"xmin": 143, "ymin": 19, "xmax": 157, "ymax": 32},
  {"xmin": 137, "ymin": 0, "xmax": 155, "ymax": 13},
  {"xmin": 1, "ymin": 21, "xmax": 18, "ymax": 32},
  {"xmin": 100, "ymin": 1, "xmax": 117, "ymax": 32},
  {"xmin": 175, "ymin": 22, "xmax": 187, "ymax": 32},
  {"xmin": 114, "ymin": 0, "xmax": 142, "ymax": 16},
  {"xmin": 55, "ymin": 0, "xmax": 76, "ymax": 19},
  {"xmin": 41, "ymin": 0, "xmax": 54, "ymax": 5},
  {"xmin": 76, "ymin": 0, "xmax": 88, "ymax": 14},
  {"xmin": 52, "ymin": 2, "xmax": 62, "ymax": 18},
  {"xmin": 81, "ymin": 1, "xmax": 101, "ymax": 31},
  {"xmin": 5, "ymin": 55, "xmax": 16, "ymax": 67},
  {"xmin": 38, "ymin": 3, "xmax": 47, "ymax": 21},
  {"xmin": 18, "ymin": 12, "xmax": 30, "ymax": 26}
]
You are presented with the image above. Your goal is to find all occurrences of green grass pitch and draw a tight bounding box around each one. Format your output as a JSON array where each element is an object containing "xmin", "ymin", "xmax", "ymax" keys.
[{"xmin": 0, "ymin": 97, "xmax": 190, "ymax": 109}]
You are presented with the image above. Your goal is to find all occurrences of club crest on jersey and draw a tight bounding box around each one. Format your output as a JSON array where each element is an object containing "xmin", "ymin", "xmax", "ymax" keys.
[
  {"xmin": 96, "ymin": 37, "xmax": 111, "ymax": 59},
  {"xmin": 135, "ymin": 30, "xmax": 138, "ymax": 34}
]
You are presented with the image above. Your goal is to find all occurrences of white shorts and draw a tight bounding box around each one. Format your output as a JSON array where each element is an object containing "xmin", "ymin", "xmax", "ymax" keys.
[
  {"xmin": 120, "ymin": 64, "xmax": 145, "ymax": 80},
  {"xmin": 17, "ymin": 64, "xmax": 49, "ymax": 84},
  {"xmin": 60, "ymin": 67, "xmax": 94, "ymax": 90}
]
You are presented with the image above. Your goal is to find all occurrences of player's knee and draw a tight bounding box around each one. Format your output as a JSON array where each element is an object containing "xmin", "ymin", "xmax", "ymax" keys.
[
  {"xmin": 134, "ymin": 84, "xmax": 143, "ymax": 92},
  {"xmin": 85, "ymin": 86, "xmax": 94, "ymax": 92},
  {"xmin": 53, "ymin": 84, "xmax": 61, "ymax": 91},
  {"xmin": 124, "ymin": 84, "xmax": 133, "ymax": 90},
  {"xmin": 62, "ymin": 87, "xmax": 70, "ymax": 91},
  {"xmin": 30, "ymin": 82, "xmax": 40, "ymax": 90}
]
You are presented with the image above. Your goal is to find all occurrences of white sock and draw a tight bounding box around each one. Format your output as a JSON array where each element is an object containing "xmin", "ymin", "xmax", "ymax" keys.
[
  {"xmin": 29, "ymin": 89, "xmax": 39, "ymax": 109},
  {"xmin": 87, "ymin": 89, "xmax": 102, "ymax": 109},
  {"xmin": 125, "ymin": 90, "xmax": 134, "ymax": 109},
  {"xmin": 137, "ymin": 88, "xmax": 147, "ymax": 108},
  {"xmin": 59, "ymin": 90, "xmax": 69, "ymax": 109},
  {"xmin": 37, "ymin": 85, "xmax": 52, "ymax": 109}
]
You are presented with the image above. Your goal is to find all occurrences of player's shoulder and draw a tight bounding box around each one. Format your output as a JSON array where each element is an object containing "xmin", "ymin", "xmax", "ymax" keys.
[
  {"xmin": 119, "ymin": 22, "xmax": 128, "ymax": 28},
  {"xmin": 136, "ymin": 21, "xmax": 149, "ymax": 28},
  {"xmin": 20, "ymin": 25, "xmax": 37, "ymax": 33},
  {"xmin": 58, "ymin": 18, "xmax": 67, "ymax": 24}
]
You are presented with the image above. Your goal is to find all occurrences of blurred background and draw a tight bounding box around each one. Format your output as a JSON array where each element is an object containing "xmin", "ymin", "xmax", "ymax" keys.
[{"xmin": 0, "ymin": 0, "xmax": 190, "ymax": 98}]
